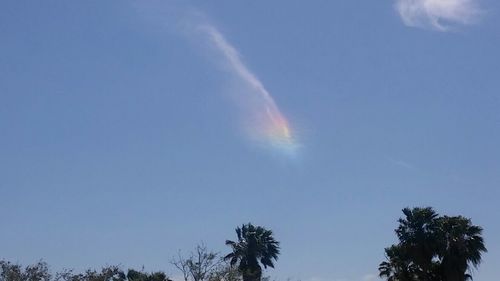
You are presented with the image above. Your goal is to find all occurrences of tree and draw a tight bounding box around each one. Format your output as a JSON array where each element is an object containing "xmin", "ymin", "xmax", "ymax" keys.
[
  {"xmin": 0, "ymin": 260, "xmax": 51, "ymax": 281},
  {"xmin": 171, "ymin": 244, "xmax": 240, "ymax": 281},
  {"xmin": 224, "ymin": 224, "xmax": 280, "ymax": 281},
  {"xmin": 0, "ymin": 262, "xmax": 170, "ymax": 281},
  {"xmin": 171, "ymin": 243, "xmax": 225, "ymax": 281},
  {"xmin": 55, "ymin": 266, "xmax": 170, "ymax": 281},
  {"xmin": 394, "ymin": 207, "xmax": 440, "ymax": 280},
  {"xmin": 126, "ymin": 269, "xmax": 170, "ymax": 281},
  {"xmin": 436, "ymin": 216, "xmax": 487, "ymax": 281},
  {"xmin": 0, "ymin": 261, "xmax": 24, "ymax": 281},
  {"xmin": 55, "ymin": 266, "xmax": 126, "ymax": 281},
  {"xmin": 207, "ymin": 264, "xmax": 240, "ymax": 281},
  {"xmin": 378, "ymin": 245, "xmax": 418, "ymax": 281},
  {"xmin": 379, "ymin": 207, "xmax": 487, "ymax": 281}
]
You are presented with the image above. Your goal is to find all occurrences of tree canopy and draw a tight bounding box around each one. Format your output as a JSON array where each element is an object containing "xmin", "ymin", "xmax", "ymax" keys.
[
  {"xmin": 379, "ymin": 207, "xmax": 487, "ymax": 281},
  {"xmin": 224, "ymin": 224, "xmax": 280, "ymax": 281}
]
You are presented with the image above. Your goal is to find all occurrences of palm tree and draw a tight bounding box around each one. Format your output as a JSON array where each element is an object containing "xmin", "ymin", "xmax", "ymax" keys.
[
  {"xmin": 436, "ymin": 216, "xmax": 487, "ymax": 281},
  {"xmin": 379, "ymin": 207, "xmax": 487, "ymax": 281},
  {"xmin": 395, "ymin": 207, "xmax": 440, "ymax": 280},
  {"xmin": 379, "ymin": 245, "xmax": 418, "ymax": 281},
  {"xmin": 224, "ymin": 223, "xmax": 280, "ymax": 281}
]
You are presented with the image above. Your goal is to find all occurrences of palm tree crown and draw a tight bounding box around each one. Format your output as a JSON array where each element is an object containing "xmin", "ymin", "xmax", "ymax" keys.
[
  {"xmin": 224, "ymin": 223, "xmax": 280, "ymax": 281},
  {"xmin": 437, "ymin": 216, "xmax": 487, "ymax": 281},
  {"xmin": 379, "ymin": 207, "xmax": 487, "ymax": 281}
]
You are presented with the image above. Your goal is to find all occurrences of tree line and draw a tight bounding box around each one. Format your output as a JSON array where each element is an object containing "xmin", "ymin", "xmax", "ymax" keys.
[{"xmin": 1, "ymin": 207, "xmax": 487, "ymax": 281}]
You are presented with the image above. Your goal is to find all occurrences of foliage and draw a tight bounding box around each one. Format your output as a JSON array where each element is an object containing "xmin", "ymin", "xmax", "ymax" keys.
[
  {"xmin": 126, "ymin": 269, "xmax": 169, "ymax": 281},
  {"xmin": 224, "ymin": 224, "xmax": 280, "ymax": 281},
  {"xmin": 379, "ymin": 207, "xmax": 487, "ymax": 281},
  {"xmin": 171, "ymin": 243, "xmax": 239, "ymax": 281},
  {"xmin": 1, "ymin": 262, "xmax": 169, "ymax": 281},
  {"xmin": 0, "ymin": 260, "xmax": 51, "ymax": 281}
]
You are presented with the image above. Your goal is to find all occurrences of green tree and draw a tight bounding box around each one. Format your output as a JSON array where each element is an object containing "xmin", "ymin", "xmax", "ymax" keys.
[
  {"xmin": 126, "ymin": 269, "xmax": 170, "ymax": 281},
  {"xmin": 1, "ymin": 262, "xmax": 171, "ymax": 281},
  {"xmin": 436, "ymin": 216, "xmax": 487, "ymax": 281},
  {"xmin": 224, "ymin": 224, "xmax": 280, "ymax": 281},
  {"xmin": 0, "ymin": 261, "xmax": 24, "ymax": 281},
  {"xmin": 395, "ymin": 207, "xmax": 440, "ymax": 280},
  {"xmin": 0, "ymin": 260, "xmax": 51, "ymax": 281},
  {"xmin": 378, "ymin": 245, "xmax": 418, "ymax": 281},
  {"xmin": 55, "ymin": 266, "xmax": 126, "ymax": 281},
  {"xmin": 379, "ymin": 207, "xmax": 487, "ymax": 281}
]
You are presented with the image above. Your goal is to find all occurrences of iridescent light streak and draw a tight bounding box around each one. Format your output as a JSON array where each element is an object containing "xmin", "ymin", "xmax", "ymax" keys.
[{"xmin": 199, "ymin": 24, "xmax": 299, "ymax": 155}]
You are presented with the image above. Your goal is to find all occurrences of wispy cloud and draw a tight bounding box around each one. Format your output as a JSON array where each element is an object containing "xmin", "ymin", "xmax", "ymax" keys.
[
  {"xmin": 194, "ymin": 20, "xmax": 299, "ymax": 156},
  {"xmin": 384, "ymin": 156, "xmax": 416, "ymax": 170},
  {"xmin": 199, "ymin": 24, "xmax": 277, "ymax": 108},
  {"xmin": 395, "ymin": 0, "xmax": 482, "ymax": 31},
  {"xmin": 133, "ymin": 3, "xmax": 300, "ymax": 157}
]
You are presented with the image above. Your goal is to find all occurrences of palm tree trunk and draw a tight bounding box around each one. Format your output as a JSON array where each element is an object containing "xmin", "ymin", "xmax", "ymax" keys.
[{"xmin": 241, "ymin": 267, "xmax": 261, "ymax": 281}]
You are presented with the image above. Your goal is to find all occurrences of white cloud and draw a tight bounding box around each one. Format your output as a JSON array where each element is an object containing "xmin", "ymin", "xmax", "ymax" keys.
[
  {"xmin": 395, "ymin": 0, "xmax": 482, "ymax": 31},
  {"xmin": 198, "ymin": 24, "xmax": 276, "ymax": 106}
]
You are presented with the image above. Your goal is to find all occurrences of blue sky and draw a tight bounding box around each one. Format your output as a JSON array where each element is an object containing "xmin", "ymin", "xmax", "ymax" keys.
[{"xmin": 1, "ymin": 1, "xmax": 499, "ymax": 281}]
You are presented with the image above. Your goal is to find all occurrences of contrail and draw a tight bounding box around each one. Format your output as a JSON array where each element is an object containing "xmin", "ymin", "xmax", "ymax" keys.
[{"xmin": 198, "ymin": 24, "xmax": 299, "ymax": 156}]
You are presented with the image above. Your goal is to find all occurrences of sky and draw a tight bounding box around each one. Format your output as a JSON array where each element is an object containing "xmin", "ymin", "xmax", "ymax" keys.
[{"xmin": 1, "ymin": 1, "xmax": 499, "ymax": 281}]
